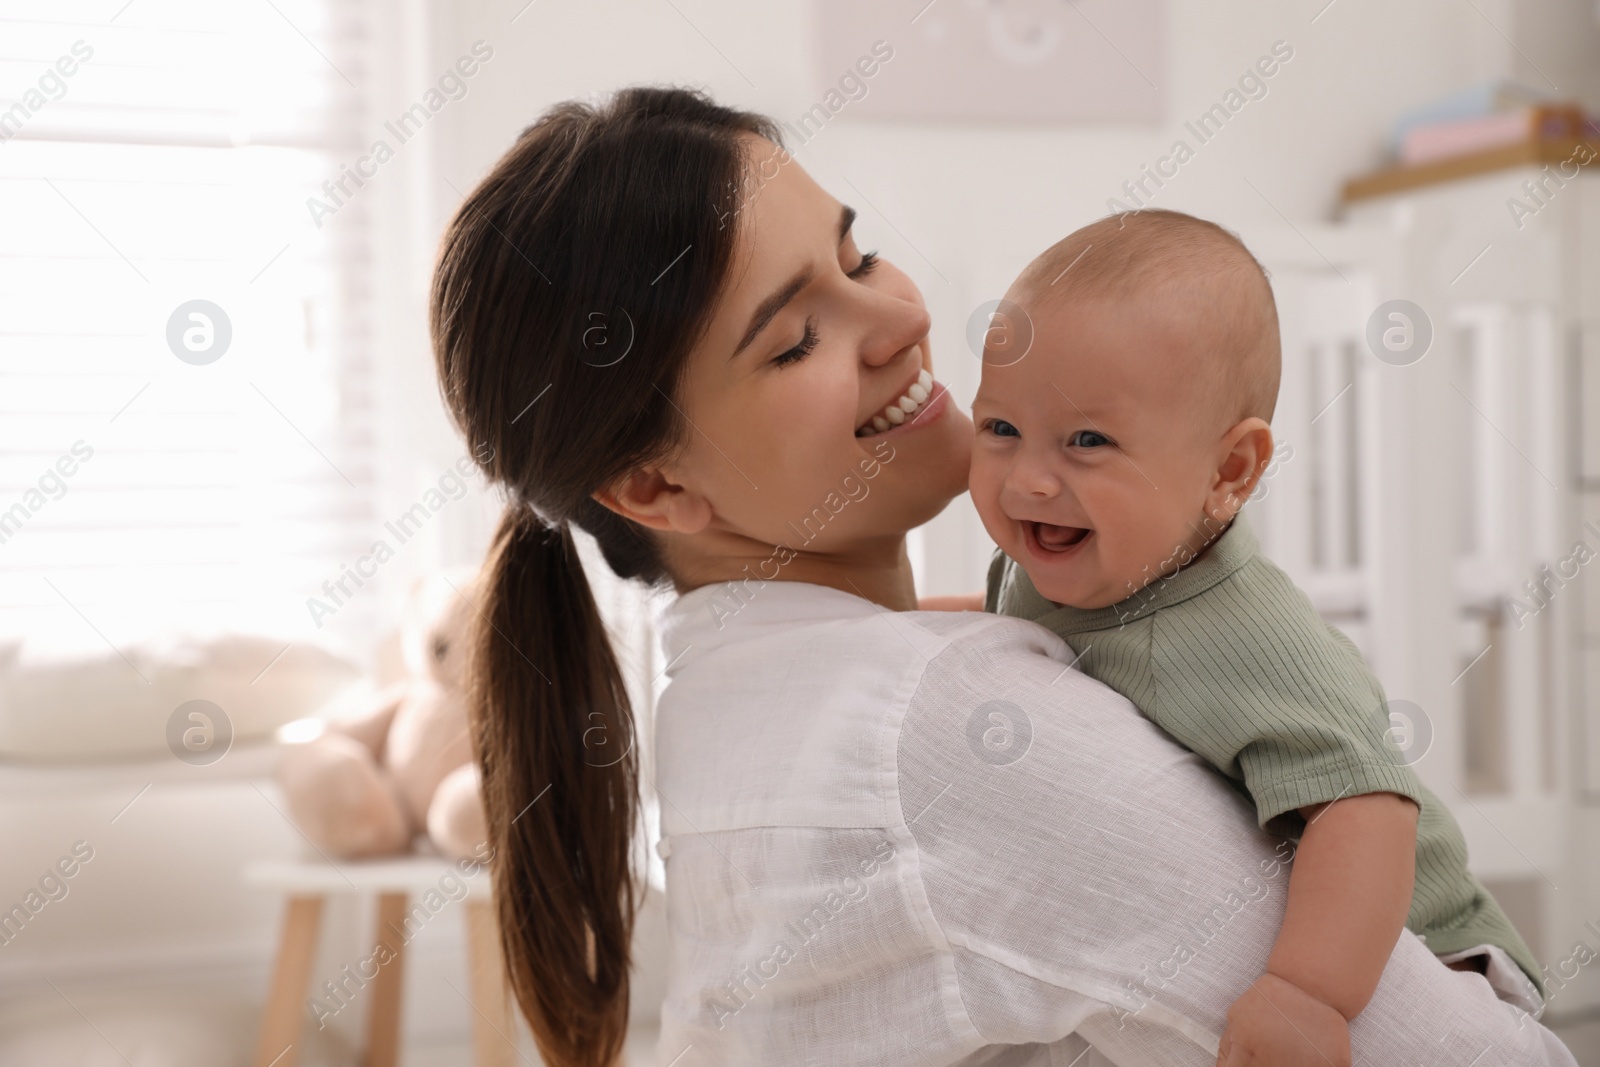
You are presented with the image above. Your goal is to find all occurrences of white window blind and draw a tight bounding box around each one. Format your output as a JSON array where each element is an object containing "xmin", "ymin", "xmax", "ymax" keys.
[{"xmin": 0, "ymin": 0, "xmax": 377, "ymax": 650}]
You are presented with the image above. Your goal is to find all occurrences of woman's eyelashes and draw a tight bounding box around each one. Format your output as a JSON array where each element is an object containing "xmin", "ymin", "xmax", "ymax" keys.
[
  {"xmin": 772, "ymin": 318, "xmax": 819, "ymax": 369},
  {"xmin": 769, "ymin": 252, "xmax": 880, "ymax": 369}
]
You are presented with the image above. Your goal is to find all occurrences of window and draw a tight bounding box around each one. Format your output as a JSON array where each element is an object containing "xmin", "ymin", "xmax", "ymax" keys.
[{"xmin": 0, "ymin": 0, "xmax": 377, "ymax": 650}]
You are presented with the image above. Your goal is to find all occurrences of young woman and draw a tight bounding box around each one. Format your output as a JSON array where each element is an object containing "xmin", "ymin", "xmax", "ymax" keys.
[{"xmin": 428, "ymin": 88, "xmax": 1575, "ymax": 1067}]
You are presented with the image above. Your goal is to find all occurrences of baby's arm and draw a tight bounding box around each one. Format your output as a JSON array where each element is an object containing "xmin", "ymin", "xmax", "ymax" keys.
[
  {"xmin": 1269, "ymin": 791, "xmax": 1419, "ymax": 1018},
  {"xmin": 1220, "ymin": 789, "xmax": 1418, "ymax": 1066},
  {"xmin": 1220, "ymin": 791, "xmax": 1417, "ymax": 1065}
]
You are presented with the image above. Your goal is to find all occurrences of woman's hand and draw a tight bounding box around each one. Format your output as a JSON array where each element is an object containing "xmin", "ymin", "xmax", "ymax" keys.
[
  {"xmin": 1217, "ymin": 973, "xmax": 1351, "ymax": 1067},
  {"xmin": 917, "ymin": 592, "xmax": 985, "ymax": 612}
]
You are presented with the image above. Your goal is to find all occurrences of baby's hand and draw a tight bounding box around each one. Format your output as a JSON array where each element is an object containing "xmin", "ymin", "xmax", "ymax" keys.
[
  {"xmin": 1217, "ymin": 973, "xmax": 1351, "ymax": 1067},
  {"xmin": 916, "ymin": 592, "xmax": 985, "ymax": 612}
]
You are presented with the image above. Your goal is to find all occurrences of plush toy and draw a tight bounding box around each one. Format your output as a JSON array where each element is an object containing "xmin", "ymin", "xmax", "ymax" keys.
[{"xmin": 276, "ymin": 572, "xmax": 488, "ymax": 862}]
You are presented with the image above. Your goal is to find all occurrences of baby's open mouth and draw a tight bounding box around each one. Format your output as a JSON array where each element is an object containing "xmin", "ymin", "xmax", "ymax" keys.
[
  {"xmin": 1029, "ymin": 521, "xmax": 1091, "ymax": 552},
  {"xmin": 856, "ymin": 369, "xmax": 934, "ymax": 437}
]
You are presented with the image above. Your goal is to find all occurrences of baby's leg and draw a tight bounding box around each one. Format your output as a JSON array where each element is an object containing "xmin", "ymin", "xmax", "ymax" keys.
[
  {"xmin": 1438, "ymin": 944, "xmax": 1544, "ymax": 1018},
  {"xmin": 1446, "ymin": 954, "xmax": 1488, "ymax": 974},
  {"xmin": 1351, "ymin": 934, "xmax": 1574, "ymax": 1065}
]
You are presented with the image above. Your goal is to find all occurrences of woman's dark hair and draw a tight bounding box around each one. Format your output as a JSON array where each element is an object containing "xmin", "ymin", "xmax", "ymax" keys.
[{"xmin": 428, "ymin": 87, "xmax": 780, "ymax": 1067}]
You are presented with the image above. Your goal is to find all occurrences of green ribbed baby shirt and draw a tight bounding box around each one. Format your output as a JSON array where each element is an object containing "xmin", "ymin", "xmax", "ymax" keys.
[{"xmin": 983, "ymin": 512, "xmax": 1543, "ymax": 995}]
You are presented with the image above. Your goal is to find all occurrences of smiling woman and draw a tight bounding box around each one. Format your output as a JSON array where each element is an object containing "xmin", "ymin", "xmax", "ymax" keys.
[{"xmin": 430, "ymin": 84, "xmax": 970, "ymax": 1067}]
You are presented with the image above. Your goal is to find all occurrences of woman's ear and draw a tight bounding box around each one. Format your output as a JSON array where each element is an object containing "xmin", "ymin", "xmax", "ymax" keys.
[
  {"xmin": 1204, "ymin": 417, "xmax": 1274, "ymax": 524},
  {"xmin": 592, "ymin": 466, "xmax": 714, "ymax": 535}
]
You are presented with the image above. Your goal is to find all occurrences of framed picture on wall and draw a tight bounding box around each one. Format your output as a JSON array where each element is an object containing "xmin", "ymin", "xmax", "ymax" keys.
[{"xmin": 810, "ymin": 0, "xmax": 1166, "ymax": 122}]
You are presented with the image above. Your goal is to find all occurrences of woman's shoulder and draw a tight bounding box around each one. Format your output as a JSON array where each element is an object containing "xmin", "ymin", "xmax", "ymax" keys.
[
  {"xmin": 650, "ymin": 600, "xmax": 1090, "ymax": 836},
  {"xmin": 876, "ymin": 607, "xmax": 1081, "ymax": 673},
  {"xmin": 657, "ymin": 580, "xmax": 1082, "ymax": 701},
  {"xmin": 892, "ymin": 609, "xmax": 1151, "ymax": 748},
  {"xmin": 838, "ymin": 608, "xmax": 1109, "ymax": 724},
  {"xmin": 907, "ymin": 609, "xmax": 1079, "ymax": 668}
]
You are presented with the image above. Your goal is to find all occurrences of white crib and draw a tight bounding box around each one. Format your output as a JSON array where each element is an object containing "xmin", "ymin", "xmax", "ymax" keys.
[{"xmin": 1244, "ymin": 163, "xmax": 1600, "ymax": 1016}]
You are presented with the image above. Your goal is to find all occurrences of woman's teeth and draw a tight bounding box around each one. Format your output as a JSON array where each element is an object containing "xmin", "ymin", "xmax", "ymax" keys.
[{"xmin": 856, "ymin": 369, "xmax": 934, "ymax": 437}]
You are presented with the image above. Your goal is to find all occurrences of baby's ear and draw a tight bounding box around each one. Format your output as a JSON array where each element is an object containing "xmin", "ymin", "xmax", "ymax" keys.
[{"xmin": 1208, "ymin": 417, "xmax": 1274, "ymax": 520}]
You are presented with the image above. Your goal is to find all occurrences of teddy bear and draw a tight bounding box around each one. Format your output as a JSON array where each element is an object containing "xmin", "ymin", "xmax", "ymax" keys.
[{"xmin": 276, "ymin": 572, "xmax": 487, "ymax": 861}]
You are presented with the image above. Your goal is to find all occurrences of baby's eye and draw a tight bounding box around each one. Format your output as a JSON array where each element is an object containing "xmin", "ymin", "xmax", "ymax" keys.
[
  {"xmin": 1069, "ymin": 430, "xmax": 1110, "ymax": 448},
  {"xmin": 985, "ymin": 419, "xmax": 1019, "ymax": 438}
]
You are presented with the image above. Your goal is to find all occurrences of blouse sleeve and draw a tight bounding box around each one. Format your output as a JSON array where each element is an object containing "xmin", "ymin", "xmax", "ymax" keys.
[{"xmin": 894, "ymin": 615, "xmax": 1577, "ymax": 1066}]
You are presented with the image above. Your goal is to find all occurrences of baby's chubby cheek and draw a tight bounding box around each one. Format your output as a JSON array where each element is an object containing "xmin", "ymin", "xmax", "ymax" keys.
[{"xmin": 965, "ymin": 461, "xmax": 1011, "ymax": 545}]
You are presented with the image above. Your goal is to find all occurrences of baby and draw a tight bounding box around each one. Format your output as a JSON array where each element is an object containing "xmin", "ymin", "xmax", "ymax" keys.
[{"xmin": 960, "ymin": 209, "xmax": 1543, "ymax": 1063}]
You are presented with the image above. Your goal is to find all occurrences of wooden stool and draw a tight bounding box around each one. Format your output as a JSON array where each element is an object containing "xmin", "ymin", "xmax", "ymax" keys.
[{"xmin": 246, "ymin": 855, "xmax": 517, "ymax": 1067}]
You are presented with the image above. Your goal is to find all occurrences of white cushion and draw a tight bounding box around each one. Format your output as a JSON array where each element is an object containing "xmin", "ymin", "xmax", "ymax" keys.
[{"xmin": 0, "ymin": 632, "xmax": 359, "ymax": 761}]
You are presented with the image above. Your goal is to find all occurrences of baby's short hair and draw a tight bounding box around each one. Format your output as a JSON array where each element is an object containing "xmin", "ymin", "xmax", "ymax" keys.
[{"xmin": 1013, "ymin": 209, "xmax": 1281, "ymax": 426}]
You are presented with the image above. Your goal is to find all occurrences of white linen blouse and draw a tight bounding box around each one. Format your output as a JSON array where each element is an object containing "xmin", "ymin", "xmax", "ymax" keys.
[{"xmin": 649, "ymin": 579, "xmax": 1576, "ymax": 1066}]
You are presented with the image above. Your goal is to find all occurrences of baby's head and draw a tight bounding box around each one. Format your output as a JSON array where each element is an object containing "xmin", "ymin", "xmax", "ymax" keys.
[{"xmin": 970, "ymin": 209, "xmax": 1280, "ymax": 610}]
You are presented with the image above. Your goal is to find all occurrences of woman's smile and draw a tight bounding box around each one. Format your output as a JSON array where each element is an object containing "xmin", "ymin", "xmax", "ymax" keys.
[{"xmin": 854, "ymin": 362, "xmax": 953, "ymax": 439}]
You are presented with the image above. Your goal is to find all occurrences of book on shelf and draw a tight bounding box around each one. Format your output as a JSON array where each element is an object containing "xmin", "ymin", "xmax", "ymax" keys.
[
  {"xmin": 1399, "ymin": 104, "xmax": 1588, "ymax": 166},
  {"xmin": 1387, "ymin": 80, "xmax": 1551, "ymax": 151}
]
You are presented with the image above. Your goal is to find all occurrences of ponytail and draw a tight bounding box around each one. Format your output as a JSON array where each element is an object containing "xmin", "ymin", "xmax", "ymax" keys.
[
  {"xmin": 473, "ymin": 505, "xmax": 639, "ymax": 1067},
  {"xmin": 428, "ymin": 85, "xmax": 784, "ymax": 1066}
]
